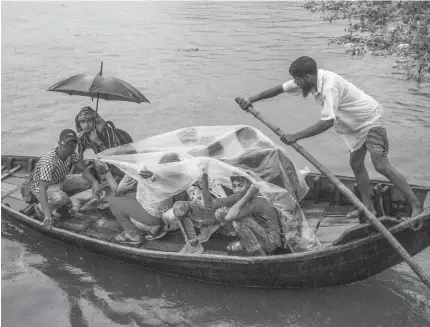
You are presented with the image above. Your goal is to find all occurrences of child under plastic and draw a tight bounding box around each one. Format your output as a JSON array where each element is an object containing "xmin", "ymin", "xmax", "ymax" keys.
[{"xmin": 171, "ymin": 164, "xmax": 282, "ymax": 256}]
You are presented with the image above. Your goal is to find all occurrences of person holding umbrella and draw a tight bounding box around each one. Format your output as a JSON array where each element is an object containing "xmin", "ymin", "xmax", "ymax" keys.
[
  {"xmin": 75, "ymin": 106, "xmax": 132, "ymax": 156},
  {"xmin": 48, "ymin": 62, "xmax": 148, "ymax": 188}
]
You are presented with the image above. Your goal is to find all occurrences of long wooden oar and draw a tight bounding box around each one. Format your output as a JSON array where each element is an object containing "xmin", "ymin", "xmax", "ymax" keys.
[{"xmin": 234, "ymin": 98, "xmax": 430, "ymax": 289}]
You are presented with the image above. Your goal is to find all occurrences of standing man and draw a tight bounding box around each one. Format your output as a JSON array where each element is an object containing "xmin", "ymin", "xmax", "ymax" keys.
[
  {"xmin": 236, "ymin": 56, "xmax": 423, "ymax": 218},
  {"xmin": 31, "ymin": 129, "xmax": 102, "ymax": 229}
]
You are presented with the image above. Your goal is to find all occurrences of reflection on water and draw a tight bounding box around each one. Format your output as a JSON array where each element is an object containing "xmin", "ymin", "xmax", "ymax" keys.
[
  {"xmin": 2, "ymin": 218, "xmax": 430, "ymax": 327},
  {"xmin": 2, "ymin": 1, "xmax": 430, "ymax": 326}
]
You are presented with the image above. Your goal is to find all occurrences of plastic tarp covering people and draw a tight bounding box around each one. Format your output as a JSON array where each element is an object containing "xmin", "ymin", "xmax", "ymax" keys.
[{"xmin": 99, "ymin": 125, "xmax": 321, "ymax": 252}]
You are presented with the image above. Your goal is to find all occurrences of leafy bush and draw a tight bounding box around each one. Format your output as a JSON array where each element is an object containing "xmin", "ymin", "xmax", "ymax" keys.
[{"xmin": 304, "ymin": 1, "xmax": 430, "ymax": 82}]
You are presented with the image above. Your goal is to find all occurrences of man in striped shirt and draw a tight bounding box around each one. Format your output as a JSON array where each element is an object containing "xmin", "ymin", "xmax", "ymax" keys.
[{"xmin": 31, "ymin": 129, "xmax": 102, "ymax": 229}]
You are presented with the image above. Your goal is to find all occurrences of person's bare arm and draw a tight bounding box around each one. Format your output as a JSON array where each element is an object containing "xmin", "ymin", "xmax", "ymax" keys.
[
  {"xmin": 296, "ymin": 119, "xmax": 334, "ymax": 140},
  {"xmin": 74, "ymin": 160, "xmax": 101, "ymax": 197},
  {"xmin": 237, "ymin": 80, "xmax": 302, "ymax": 111},
  {"xmin": 201, "ymin": 173, "xmax": 241, "ymax": 209},
  {"xmin": 39, "ymin": 181, "xmax": 53, "ymax": 229},
  {"xmin": 248, "ymin": 85, "xmax": 285, "ymax": 104},
  {"xmin": 280, "ymin": 119, "xmax": 334, "ymax": 145},
  {"xmin": 201, "ymin": 172, "xmax": 214, "ymax": 208},
  {"xmin": 236, "ymin": 85, "xmax": 284, "ymax": 110},
  {"xmin": 224, "ymin": 185, "xmax": 260, "ymax": 221},
  {"xmin": 75, "ymin": 160, "xmax": 98, "ymax": 184}
]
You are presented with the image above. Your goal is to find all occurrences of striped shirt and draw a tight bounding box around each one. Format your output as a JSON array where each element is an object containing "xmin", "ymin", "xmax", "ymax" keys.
[
  {"xmin": 78, "ymin": 125, "xmax": 121, "ymax": 154},
  {"xmin": 30, "ymin": 148, "xmax": 79, "ymax": 198}
]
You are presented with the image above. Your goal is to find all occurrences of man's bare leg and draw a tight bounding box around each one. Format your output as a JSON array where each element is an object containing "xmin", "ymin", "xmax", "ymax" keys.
[
  {"xmin": 371, "ymin": 155, "xmax": 423, "ymax": 217},
  {"xmin": 350, "ymin": 146, "xmax": 377, "ymax": 215}
]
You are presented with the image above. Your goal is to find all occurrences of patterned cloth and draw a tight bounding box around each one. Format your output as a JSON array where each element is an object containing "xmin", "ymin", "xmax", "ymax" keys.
[
  {"xmin": 362, "ymin": 126, "xmax": 389, "ymax": 157},
  {"xmin": 233, "ymin": 214, "xmax": 282, "ymax": 254},
  {"xmin": 30, "ymin": 148, "xmax": 80, "ymax": 199},
  {"xmin": 41, "ymin": 174, "xmax": 92, "ymax": 211},
  {"xmin": 74, "ymin": 106, "xmax": 122, "ymax": 155}
]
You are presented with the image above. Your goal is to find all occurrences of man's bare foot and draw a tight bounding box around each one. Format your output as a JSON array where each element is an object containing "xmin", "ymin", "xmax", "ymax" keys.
[
  {"xmin": 411, "ymin": 206, "xmax": 424, "ymax": 218},
  {"xmin": 347, "ymin": 208, "xmax": 378, "ymax": 218}
]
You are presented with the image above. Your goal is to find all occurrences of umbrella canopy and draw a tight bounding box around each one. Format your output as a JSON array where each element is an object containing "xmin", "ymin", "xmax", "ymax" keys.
[{"xmin": 47, "ymin": 62, "xmax": 150, "ymax": 112}]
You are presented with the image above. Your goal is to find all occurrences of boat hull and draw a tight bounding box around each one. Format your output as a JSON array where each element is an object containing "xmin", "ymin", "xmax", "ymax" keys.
[{"xmin": 2, "ymin": 204, "xmax": 429, "ymax": 288}]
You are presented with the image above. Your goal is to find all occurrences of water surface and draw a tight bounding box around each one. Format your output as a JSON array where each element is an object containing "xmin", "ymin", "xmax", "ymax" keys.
[{"xmin": 2, "ymin": 2, "xmax": 430, "ymax": 326}]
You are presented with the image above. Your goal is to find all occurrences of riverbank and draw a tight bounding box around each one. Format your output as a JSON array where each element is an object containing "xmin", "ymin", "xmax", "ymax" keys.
[{"xmin": 304, "ymin": 1, "xmax": 430, "ymax": 82}]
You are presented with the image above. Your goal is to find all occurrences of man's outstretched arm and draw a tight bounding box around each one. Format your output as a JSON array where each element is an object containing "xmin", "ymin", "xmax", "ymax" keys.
[
  {"xmin": 236, "ymin": 85, "xmax": 284, "ymax": 110},
  {"xmin": 237, "ymin": 80, "xmax": 301, "ymax": 110},
  {"xmin": 280, "ymin": 119, "xmax": 334, "ymax": 145}
]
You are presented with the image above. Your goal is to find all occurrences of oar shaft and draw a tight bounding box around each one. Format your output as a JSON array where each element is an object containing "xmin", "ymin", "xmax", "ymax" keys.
[{"xmin": 235, "ymin": 99, "xmax": 430, "ymax": 289}]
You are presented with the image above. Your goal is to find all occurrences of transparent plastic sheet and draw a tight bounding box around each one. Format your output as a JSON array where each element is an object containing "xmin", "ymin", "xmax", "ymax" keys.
[{"xmin": 99, "ymin": 125, "xmax": 321, "ymax": 252}]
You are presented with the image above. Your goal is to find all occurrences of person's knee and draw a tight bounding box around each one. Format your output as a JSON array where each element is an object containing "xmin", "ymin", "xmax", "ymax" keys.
[
  {"xmin": 49, "ymin": 191, "xmax": 69, "ymax": 210},
  {"xmin": 83, "ymin": 178, "xmax": 93, "ymax": 188},
  {"xmin": 371, "ymin": 154, "xmax": 389, "ymax": 174},
  {"xmin": 105, "ymin": 192, "xmax": 119, "ymax": 206},
  {"xmin": 172, "ymin": 201, "xmax": 190, "ymax": 219},
  {"xmin": 349, "ymin": 156, "xmax": 365, "ymax": 172},
  {"xmin": 232, "ymin": 220, "xmax": 245, "ymax": 230}
]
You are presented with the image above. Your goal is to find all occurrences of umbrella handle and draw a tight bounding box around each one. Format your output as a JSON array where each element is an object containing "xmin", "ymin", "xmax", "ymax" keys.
[
  {"xmin": 94, "ymin": 61, "xmax": 103, "ymax": 131},
  {"xmin": 94, "ymin": 92, "xmax": 100, "ymax": 132}
]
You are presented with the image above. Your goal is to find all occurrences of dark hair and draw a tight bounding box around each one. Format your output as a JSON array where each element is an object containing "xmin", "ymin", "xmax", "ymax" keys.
[
  {"xmin": 230, "ymin": 172, "xmax": 250, "ymax": 184},
  {"xmin": 289, "ymin": 56, "xmax": 318, "ymax": 78}
]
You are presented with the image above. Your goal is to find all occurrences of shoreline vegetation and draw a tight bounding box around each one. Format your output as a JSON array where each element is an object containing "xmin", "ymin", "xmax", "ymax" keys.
[{"xmin": 303, "ymin": 1, "xmax": 430, "ymax": 82}]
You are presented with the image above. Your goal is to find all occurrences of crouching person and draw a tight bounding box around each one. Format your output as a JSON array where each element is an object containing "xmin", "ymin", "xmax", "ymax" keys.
[
  {"xmin": 101, "ymin": 153, "xmax": 189, "ymax": 245},
  {"xmin": 171, "ymin": 168, "xmax": 245, "ymax": 254},
  {"xmin": 222, "ymin": 175, "xmax": 282, "ymax": 256},
  {"xmin": 31, "ymin": 129, "xmax": 102, "ymax": 229},
  {"xmin": 171, "ymin": 167, "xmax": 282, "ymax": 256}
]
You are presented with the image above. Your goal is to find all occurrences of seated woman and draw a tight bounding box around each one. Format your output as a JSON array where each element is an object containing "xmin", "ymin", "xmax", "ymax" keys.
[
  {"xmin": 75, "ymin": 106, "xmax": 134, "ymax": 209},
  {"xmin": 172, "ymin": 169, "xmax": 282, "ymax": 256},
  {"xmin": 101, "ymin": 153, "xmax": 189, "ymax": 245},
  {"xmin": 222, "ymin": 175, "xmax": 282, "ymax": 256},
  {"xmin": 75, "ymin": 106, "xmax": 133, "ymax": 179},
  {"xmin": 75, "ymin": 106, "xmax": 133, "ymax": 158}
]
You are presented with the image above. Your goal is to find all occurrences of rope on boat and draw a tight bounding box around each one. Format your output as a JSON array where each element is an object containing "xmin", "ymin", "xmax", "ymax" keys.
[{"xmin": 400, "ymin": 216, "xmax": 423, "ymax": 231}]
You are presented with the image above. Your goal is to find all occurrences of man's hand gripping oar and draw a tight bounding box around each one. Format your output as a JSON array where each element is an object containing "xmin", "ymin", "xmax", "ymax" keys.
[{"xmin": 234, "ymin": 97, "xmax": 430, "ymax": 290}]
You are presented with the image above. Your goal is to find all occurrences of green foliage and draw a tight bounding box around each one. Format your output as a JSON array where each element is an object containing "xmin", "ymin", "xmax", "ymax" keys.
[{"xmin": 304, "ymin": 1, "xmax": 430, "ymax": 82}]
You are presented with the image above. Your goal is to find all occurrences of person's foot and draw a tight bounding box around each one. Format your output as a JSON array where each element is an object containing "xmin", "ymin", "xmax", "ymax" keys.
[
  {"xmin": 145, "ymin": 224, "xmax": 167, "ymax": 241},
  {"xmin": 180, "ymin": 242, "xmax": 204, "ymax": 254},
  {"xmin": 114, "ymin": 232, "xmax": 143, "ymax": 245},
  {"xmin": 411, "ymin": 206, "xmax": 424, "ymax": 218},
  {"xmin": 227, "ymin": 240, "xmax": 243, "ymax": 252},
  {"xmin": 347, "ymin": 208, "xmax": 378, "ymax": 218},
  {"xmin": 197, "ymin": 223, "xmax": 221, "ymax": 243}
]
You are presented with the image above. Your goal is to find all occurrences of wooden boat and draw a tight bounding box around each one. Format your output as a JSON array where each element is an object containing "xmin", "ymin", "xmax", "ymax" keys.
[{"xmin": 2, "ymin": 154, "xmax": 429, "ymax": 288}]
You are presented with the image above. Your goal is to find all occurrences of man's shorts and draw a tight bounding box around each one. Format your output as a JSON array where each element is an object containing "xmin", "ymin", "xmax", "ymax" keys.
[{"xmin": 364, "ymin": 127, "xmax": 389, "ymax": 157}]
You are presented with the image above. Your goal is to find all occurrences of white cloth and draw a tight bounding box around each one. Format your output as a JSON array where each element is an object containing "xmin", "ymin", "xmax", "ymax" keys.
[
  {"xmin": 283, "ymin": 69, "xmax": 384, "ymax": 152},
  {"xmin": 116, "ymin": 174, "xmax": 138, "ymax": 195}
]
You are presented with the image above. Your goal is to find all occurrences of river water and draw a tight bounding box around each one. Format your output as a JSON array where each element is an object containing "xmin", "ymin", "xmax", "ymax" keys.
[{"xmin": 1, "ymin": 2, "xmax": 430, "ymax": 326}]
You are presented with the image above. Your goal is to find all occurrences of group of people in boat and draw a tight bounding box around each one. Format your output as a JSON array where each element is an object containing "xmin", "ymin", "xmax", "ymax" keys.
[
  {"xmin": 28, "ymin": 106, "xmax": 284, "ymax": 255},
  {"xmin": 26, "ymin": 56, "xmax": 424, "ymax": 256}
]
